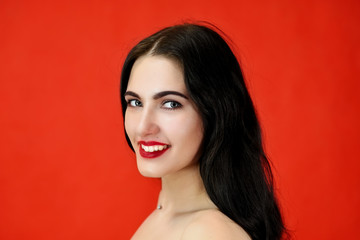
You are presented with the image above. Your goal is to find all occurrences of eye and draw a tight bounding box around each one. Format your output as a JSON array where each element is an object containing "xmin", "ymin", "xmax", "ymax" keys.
[
  {"xmin": 127, "ymin": 99, "xmax": 142, "ymax": 107},
  {"xmin": 162, "ymin": 101, "xmax": 182, "ymax": 109}
]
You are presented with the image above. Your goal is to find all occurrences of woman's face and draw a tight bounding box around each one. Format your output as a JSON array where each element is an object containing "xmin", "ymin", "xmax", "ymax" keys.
[{"xmin": 124, "ymin": 55, "xmax": 203, "ymax": 178}]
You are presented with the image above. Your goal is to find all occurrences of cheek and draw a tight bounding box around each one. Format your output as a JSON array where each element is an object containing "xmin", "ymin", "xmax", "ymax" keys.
[
  {"xmin": 166, "ymin": 114, "xmax": 203, "ymax": 148},
  {"xmin": 181, "ymin": 113, "xmax": 203, "ymax": 137},
  {"xmin": 124, "ymin": 112, "xmax": 135, "ymax": 141}
]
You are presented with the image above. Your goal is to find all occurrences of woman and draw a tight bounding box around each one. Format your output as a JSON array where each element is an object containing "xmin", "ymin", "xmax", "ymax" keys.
[{"xmin": 120, "ymin": 23, "xmax": 286, "ymax": 240}]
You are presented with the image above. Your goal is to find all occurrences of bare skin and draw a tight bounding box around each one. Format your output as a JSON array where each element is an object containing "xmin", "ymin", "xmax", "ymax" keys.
[
  {"xmin": 126, "ymin": 55, "xmax": 251, "ymax": 240},
  {"xmin": 131, "ymin": 164, "xmax": 251, "ymax": 240}
]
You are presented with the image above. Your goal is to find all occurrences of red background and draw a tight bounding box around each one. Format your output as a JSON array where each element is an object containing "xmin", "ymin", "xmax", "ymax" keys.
[{"xmin": 1, "ymin": 0, "xmax": 359, "ymax": 239}]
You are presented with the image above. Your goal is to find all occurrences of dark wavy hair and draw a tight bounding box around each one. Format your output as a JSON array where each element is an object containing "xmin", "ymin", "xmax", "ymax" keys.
[{"xmin": 120, "ymin": 23, "xmax": 286, "ymax": 240}]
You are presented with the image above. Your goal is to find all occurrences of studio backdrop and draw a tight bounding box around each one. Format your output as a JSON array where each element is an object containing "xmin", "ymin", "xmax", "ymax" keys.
[{"xmin": 0, "ymin": 0, "xmax": 359, "ymax": 239}]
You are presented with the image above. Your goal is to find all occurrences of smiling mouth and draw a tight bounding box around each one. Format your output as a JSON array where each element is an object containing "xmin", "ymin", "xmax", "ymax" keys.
[
  {"xmin": 141, "ymin": 144, "xmax": 168, "ymax": 152},
  {"xmin": 138, "ymin": 141, "xmax": 170, "ymax": 158}
]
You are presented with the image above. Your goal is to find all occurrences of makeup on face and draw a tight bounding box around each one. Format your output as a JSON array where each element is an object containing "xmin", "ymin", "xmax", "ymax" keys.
[
  {"xmin": 138, "ymin": 141, "xmax": 170, "ymax": 158},
  {"xmin": 124, "ymin": 55, "xmax": 204, "ymax": 178}
]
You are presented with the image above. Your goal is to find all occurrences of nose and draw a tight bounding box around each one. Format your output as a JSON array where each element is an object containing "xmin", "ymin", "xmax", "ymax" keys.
[{"xmin": 136, "ymin": 107, "xmax": 160, "ymax": 138}]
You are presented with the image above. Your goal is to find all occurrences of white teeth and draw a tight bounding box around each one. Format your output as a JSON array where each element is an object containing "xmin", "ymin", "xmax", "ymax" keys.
[{"xmin": 141, "ymin": 144, "xmax": 168, "ymax": 152}]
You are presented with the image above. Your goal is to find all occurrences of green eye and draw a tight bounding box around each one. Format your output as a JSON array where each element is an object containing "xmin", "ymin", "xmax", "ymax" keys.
[
  {"xmin": 128, "ymin": 99, "xmax": 142, "ymax": 107},
  {"xmin": 163, "ymin": 101, "xmax": 182, "ymax": 109}
]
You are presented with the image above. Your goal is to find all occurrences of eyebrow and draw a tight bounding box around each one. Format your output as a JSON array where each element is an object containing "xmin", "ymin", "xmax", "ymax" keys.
[{"xmin": 124, "ymin": 91, "xmax": 188, "ymax": 100}]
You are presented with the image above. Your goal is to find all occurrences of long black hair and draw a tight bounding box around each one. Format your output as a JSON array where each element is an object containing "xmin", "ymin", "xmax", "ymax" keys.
[{"xmin": 120, "ymin": 23, "xmax": 286, "ymax": 240}]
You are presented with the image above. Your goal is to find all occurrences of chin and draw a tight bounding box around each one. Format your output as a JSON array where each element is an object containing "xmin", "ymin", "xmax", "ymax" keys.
[{"xmin": 137, "ymin": 167, "xmax": 164, "ymax": 178}]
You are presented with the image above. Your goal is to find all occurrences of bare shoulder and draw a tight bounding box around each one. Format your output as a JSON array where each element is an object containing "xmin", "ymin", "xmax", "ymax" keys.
[{"xmin": 181, "ymin": 209, "xmax": 251, "ymax": 240}]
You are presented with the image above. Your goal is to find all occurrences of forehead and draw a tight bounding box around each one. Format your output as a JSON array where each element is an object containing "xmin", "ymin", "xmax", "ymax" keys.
[{"xmin": 127, "ymin": 55, "xmax": 186, "ymax": 93}]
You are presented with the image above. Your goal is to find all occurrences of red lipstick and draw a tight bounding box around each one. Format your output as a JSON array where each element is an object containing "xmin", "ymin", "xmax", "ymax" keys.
[{"xmin": 138, "ymin": 141, "xmax": 170, "ymax": 158}]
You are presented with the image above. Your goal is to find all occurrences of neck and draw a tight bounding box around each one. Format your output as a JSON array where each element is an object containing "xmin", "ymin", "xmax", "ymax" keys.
[{"xmin": 157, "ymin": 164, "xmax": 216, "ymax": 214}]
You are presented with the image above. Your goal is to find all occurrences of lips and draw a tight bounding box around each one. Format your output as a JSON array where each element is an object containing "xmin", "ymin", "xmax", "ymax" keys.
[{"xmin": 138, "ymin": 141, "xmax": 170, "ymax": 158}]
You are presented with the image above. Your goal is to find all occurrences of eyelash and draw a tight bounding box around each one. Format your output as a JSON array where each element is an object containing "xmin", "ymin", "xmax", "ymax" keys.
[
  {"xmin": 126, "ymin": 99, "xmax": 142, "ymax": 107},
  {"xmin": 162, "ymin": 100, "xmax": 182, "ymax": 110},
  {"xmin": 125, "ymin": 99, "xmax": 182, "ymax": 110}
]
